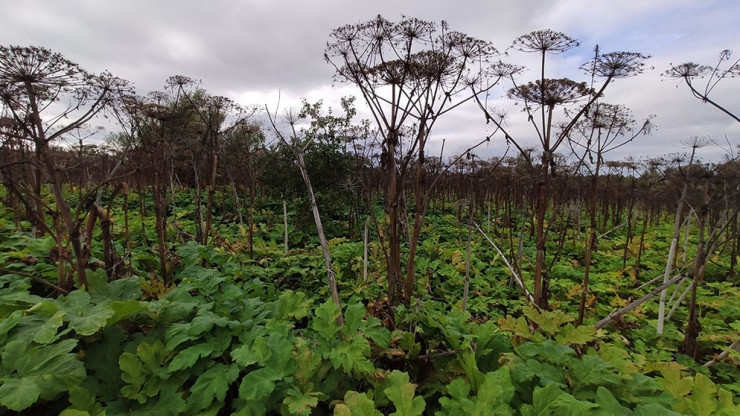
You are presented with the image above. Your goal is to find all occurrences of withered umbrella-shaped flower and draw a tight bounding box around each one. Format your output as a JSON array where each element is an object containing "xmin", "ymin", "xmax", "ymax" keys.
[{"xmin": 0, "ymin": 45, "xmax": 131, "ymax": 289}]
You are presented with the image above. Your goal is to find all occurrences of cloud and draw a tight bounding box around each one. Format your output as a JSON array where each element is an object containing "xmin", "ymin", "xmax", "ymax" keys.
[{"xmin": 2, "ymin": 0, "xmax": 738, "ymax": 161}]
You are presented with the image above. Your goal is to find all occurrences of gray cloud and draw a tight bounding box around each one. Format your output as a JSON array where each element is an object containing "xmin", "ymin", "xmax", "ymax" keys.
[{"xmin": 2, "ymin": 0, "xmax": 738, "ymax": 161}]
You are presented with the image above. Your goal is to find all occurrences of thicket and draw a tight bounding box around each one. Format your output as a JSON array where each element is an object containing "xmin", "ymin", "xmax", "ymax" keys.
[{"xmin": 1, "ymin": 18, "xmax": 739, "ymax": 416}]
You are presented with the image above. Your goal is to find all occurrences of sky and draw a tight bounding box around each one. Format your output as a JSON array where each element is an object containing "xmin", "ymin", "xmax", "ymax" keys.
[{"xmin": 2, "ymin": 0, "xmax": 739, "ymax": 163}]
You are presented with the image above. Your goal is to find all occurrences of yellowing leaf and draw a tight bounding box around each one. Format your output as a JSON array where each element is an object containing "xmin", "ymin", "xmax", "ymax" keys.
[
  {"xmin": 610, "ymin": 295, "xmax": 629, "ymax": 308},
  {"xmin": 685, "ymin": 373, "xmax": 717, "ymax": 416},
  {"xmin": 567, "ymin": 284, "xmax": 582, "ymax": 300},
  {"xmin": 334, "ymin": 391, "xmax": 381, "ymax": 416},
  {"xmin": 555, "ymin": 324, "xmax": 596, "ymax": 345},
  {"xmin": 657, "ymin": 366, "xmax": 692, "ymax": 399}
]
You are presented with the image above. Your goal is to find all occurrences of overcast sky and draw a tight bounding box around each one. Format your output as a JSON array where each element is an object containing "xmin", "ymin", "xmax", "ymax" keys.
[{"xmin": 3, "ymin": 0, "xmax": 739, "ymax": 162}]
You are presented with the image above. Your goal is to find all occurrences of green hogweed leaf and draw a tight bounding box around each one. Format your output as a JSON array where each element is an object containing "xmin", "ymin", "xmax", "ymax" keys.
[
  {"xmin": 334, "ymin": 391, "xmax": 382, "ymax": 416},
  {"xmin": 384, "ymin": 370, "xmax": 426, "ymax": 416}
]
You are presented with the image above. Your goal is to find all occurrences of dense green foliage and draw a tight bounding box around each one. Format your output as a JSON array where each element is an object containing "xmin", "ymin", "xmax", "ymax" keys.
[
  {"xmin": 0, "ymin": 188, "xmax": 737, "ymax": 415},
  {"xmin": 1, "ymin": 21, "xmax": 739, "ymax": 416}
]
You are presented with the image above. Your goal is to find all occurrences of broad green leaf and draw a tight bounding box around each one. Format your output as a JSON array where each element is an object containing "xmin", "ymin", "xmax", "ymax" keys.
[
  {"xmin": 202, "ymin": 327, "xmax": 234, "ymax": 355},
  {"xmin": 0, "ymin": 377, "xmax": 41, "ymax": 411},
  {"xmin": 0, "ymin": 309, "xmax": 22, "ymax": 343},
  {"xmin": 85, "ymin": 269, "xmax": 108, "ymax": 295},
  {"xmin": 445, "ymin": 378, "xmax": 471, "ymax": 400},
  {"xmin": 475, "ymin": 367, "xmax": 515, "ymax": 412},
  {"xmin": 137, "ymin": 340, "xmax": 167, "ymax": 370},
  {"xmin": 127, "ymin": 377, "xmax": 187, "ymax": 415},
  {"xmin": 522, "ymin": 306, "xmax": 574, "ymax": 335},
  {"xmin": 186, "ymin": 363, "xmax": 239, "ymax": 412},
  {"xmin": 4, "ymin": 314, "xmax": 65, "ymax": 350},
  {"xmin": 26, "ymin": 300, "xmax": 60, "ymax": 315},
  {"xmin": 2, "ymin": 339, "xmax": 86, "ymax": 406},
  {"xmin": 119, "ymin": 352, "xmax": 146, "ymax": 390},
  {"xmin": 516, "ymin": 341, "xmax": 575, "ymax": 366},
  {"xmin": 14, "ymin": 338, "xmax": 78, "ymax": 375},
  {"xmin": 2, "ymin": 337, "xmax": 31, "ymax": 365},
  {"xmin": 525, "ymin": 359, "xmax": 566, "ymax": 388},
  {"xmin": 25, "ymin": 234, "xmax": 56, "ymax": 257},
  {"xmin": 555, "ymin": 324, "xmax": 596, "ymax": 345},
  {"xmin": 180, "ymin": 265, "xmax": 227, "ymax": 296},
  {"xmin": 59, "ymin": 410, "xmax": 91, "ymax": 416},
  {"xmin": 32, "ymin": 310, "xmax": 65, "ymax": 344},
  {"xmin": 65, "ymin": 386, "xmax": 104, "ymax": 416},
  {"xmin": 553, "ymin": 392, "xmax": 598, "ymax": 415},
  {"xmin": 342, "ymin": 303, "xmax": 366, "ymax": 338},
  {"xmin": 272, "ymin": 290, "xmax": 313, "ymax": 321},
  {"xmin": 68, "ymin": 385, "xmax": 96, "ymax": 411},
  {"xmin": 610, "ymin": 373, "xmax": 671, "ymax": 408},
  {"xmin": 685, "ymin": 373, "xmax": 717, "ymax": 416},
  {"xmin": 433, "ymin": 308, "xmax": 469, "ymax": 349},
  {"xmin": 595, "ymin": 387, "xmax": 629, "ymax": 416},
  {"xmin": 717, "ymin": 388, "xmax": 737, "ymax": 416},
  {"xmin": 293, "ymin": 345, "xmax": 326, "ymax": 390},
  {"xmin": 0, "ymin": 284, "xmax": 44, "ymax": 315},
  {"xmin": 119, "ymin": 341, "xmax": 168, "ymax": 403},
  {"xmin": 177, "ymin": 241, "xmax": 204, "ymax": 266},
  {"xmin": 34, "ymin": 355, "xmax": 87, "ymax": 400},
  {"xmin": 473, "ymin": 320, "xmax": 499, "ymax": 347},
  {"xmin": 597, "ymin": 344, "xmax": 637, "ymax": 374},
  {"xmin": 106, "ymin": 300, "xmax": 145, "ymax": 326},
  {"xmin": 632, "ymin": 403, "xmax": 683, "ymax": 416},
  {"xmin": 165, "ymin": 322, "xmax": 197, "ymax": 351},
  {"xmin": 97, "ymin": 277, "xmax": 143, "ymax": 301},
  {"xmin": 474, "ymin": 323, "xmax": 510, "ymax": 373},
  {"xmin": 160, "ymin": 290, "xmax": 199, "ymax": 322},
  {"xmin": 570, "ymin": 355, "xmax": 620, "ymax": 395},
  {"xmin": 459, "ymin": 349, "xmax": 485, "ymax": 393},
  {"xmin": 438, "ymin": 367, "xmax": 516, "ymax": 415},
  {"xmin": 58, "ymin": 290, "xmax": 92, "ymax": 310},
  {"xmin": 384, "ymin": 370, "xmax": 425, "ymax": 416},
  {"xmin": 313, "ymin": 300, "xmax": 341, "ymax": 344},
  {"xmin": 334, "ymin": 391, "xmax": 382, "ymax": 416},
  {"xmin": 519, "ymin": 383, "xmax": 565, "ymax": 416},
  {"xmin": 330, "ymin": 338, "xmax": 373, "ymax": 374},
  {"xmin": 252, "ymin": 337, "xmax": 272, "ymax": 363},
  {"xmin": 82, "ymin": 326, "xmax": 127, "ymax": 400},
  {"xmin": 168, "ymin": 343, "xmax": 215, "ymax": 372},
  {"xmin": 437, "ymin": 395, "xmax": 473, "ymax": 414},
  {"xmin": 497, "ymin": 315, "xmax": 533, "ymax": 339},
  {"xmin": 239, "ymin": 367, "xmax": 279, "ymax": 401},
  {"xmin": 657, "ymin": 366, "xmax": 692, "ymax": 399},
  {"xmin": 283, "ymin": 389, "xmax": 323, "ymax": 415},
  {"xmin": 187, "ymin": 309, "xmax": 229, "ymax": 335},
  {"xmin": 0, "ymin": 338, "xmax": 84, "ymax": 409},
  {"xmin": 232, "ymin": 344, "xmax": 260, "ymax": 368},
  {"xmin": 58, "ymin": 290, "xmax": 115, "ymax": 336},
  {"xmin": 267, "ymin": 332, "xmax": 296, "ymax": 375},
  {"xmin": 364, "ymin": 321, "xmax": 391, "ymax": 349}
]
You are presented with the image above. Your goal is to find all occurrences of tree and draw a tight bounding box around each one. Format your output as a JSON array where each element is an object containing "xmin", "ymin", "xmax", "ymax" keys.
[
  {"xmin": 325, "ymin": 15, "xmax": 505, "ymax": 305},
  {"xmin": 474, "ymin": 31, "xmax": 649, "ymax": 308},
  {"xmin": 0, "ymin": 45, "xmax": 130, "ymax": 288},
  {"xmin": 266, "ymin": 98, "xmax": 355, "ymax": 325},
  {"xmin": 166, "ymin": 76, "xmax": 256, "ymax": 245},
  {"xmin": 258, "ymin": 98, "xmax": 357, "ymax": 239}
]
